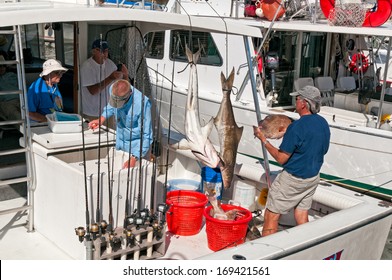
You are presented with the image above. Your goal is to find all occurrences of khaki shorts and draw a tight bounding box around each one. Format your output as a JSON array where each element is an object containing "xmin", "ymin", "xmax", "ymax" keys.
[{"xmin": 266, "ymin": 170, "xmax": 319, "ymax": 215}]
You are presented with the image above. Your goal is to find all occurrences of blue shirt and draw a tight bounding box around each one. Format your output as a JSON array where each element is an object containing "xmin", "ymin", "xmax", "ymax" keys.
[
  {"xmin": 102, "ymin": 86, "xmax": 153, "ymax": 159},
  {"xmin": 280, "ymin": 114, "xmax": 330, "ymax": 178},
  {"xmin": 27, "ymin": 77, "xmax": 63, "ymax": 117}
]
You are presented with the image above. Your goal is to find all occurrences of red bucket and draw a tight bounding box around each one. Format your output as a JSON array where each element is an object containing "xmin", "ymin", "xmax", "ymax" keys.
[
  {"xmin": 204, "ymin": 204, "xmax": 252, "ymax": 251},
  {"xmin": 166, "ymin": 190, "xmax": 208, "ymax": 236}
]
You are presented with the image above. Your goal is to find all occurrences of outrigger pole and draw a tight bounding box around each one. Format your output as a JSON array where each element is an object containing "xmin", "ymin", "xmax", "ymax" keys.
[{"xmin": 243, "ymin": 36, "xmax": 272, "ymax": 189}]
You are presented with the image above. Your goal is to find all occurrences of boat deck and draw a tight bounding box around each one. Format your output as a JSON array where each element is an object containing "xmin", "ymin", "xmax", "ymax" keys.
[{"xmin": 1, "ymin": 196, "xmax": 391, "ymax": 260}]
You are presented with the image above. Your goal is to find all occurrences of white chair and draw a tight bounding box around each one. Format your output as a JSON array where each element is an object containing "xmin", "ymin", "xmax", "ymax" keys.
[
  {"xmin": 336, "ymin": 76, "xmax": 356, "ymax": 93},
  {"xmin": 294, "ymin": 77, "xmax": 314, "ymax": 91},
  {"xmin": 315, "ymin": 76, "xmax": 335, "ymax": 106}
]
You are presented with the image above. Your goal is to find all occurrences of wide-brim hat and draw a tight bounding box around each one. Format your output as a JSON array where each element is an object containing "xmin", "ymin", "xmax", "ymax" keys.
[
  {"xmin": 109, "ymin": 80, "xmax": 131, "ymax": 108},
  {"xmin": 40, "ymin": 59, "xmax": 68, "ymax": 77}
]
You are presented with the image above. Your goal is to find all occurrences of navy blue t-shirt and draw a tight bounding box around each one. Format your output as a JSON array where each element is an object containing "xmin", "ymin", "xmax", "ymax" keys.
[{"xmin": 279, "ymin": 114, "xmax": 330, "ymax": 179}]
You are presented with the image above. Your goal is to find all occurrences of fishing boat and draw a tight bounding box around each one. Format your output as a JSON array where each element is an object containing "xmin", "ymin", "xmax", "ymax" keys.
[
  {"xmin": 146, "ymin": 0, "xmax": 392, "ymax": 201},
  {"xmin": 0, "ymin": 0, "xmax": 391, "ymax": 261}
]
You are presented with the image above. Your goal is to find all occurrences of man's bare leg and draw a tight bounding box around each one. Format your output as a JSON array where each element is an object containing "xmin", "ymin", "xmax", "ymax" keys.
[{"xmin": 262, "ymin": 209, "xmax": 280, "ymax": 237}]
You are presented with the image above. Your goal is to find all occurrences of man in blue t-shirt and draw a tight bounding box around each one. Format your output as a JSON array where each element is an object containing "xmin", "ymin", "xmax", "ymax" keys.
[{"xmin": 254, "ymin": 85, "xmax": 330, "ymax": 236}]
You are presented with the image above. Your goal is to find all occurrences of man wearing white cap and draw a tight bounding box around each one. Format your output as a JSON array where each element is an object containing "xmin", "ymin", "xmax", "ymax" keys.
[
  {"xmin": 80, "ymin": 39, "xmax": 127, "ymax": 123},
  {"xmin": 254, "ymin": 85, "xmax": 330, "ymax": 236},
  {"xmin": 27, "ymin": 59, "xmax": 68, "ymax": 122},
  {"xmin": 88, "ymin": 79, "xmax": 153, "ymax": 168}
]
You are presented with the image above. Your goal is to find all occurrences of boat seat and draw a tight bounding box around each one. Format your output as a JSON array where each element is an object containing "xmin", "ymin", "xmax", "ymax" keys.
[
  {"xmin": 294, "ymin": 77, "xmax": 314, "ymax": 91},
  {"xmin": 315, "ymin": 76, "xmax": 335, "ymax": 106},
  {"xmin": 335, "ymin": 76, "xmax": 356, "ymax": 93}
]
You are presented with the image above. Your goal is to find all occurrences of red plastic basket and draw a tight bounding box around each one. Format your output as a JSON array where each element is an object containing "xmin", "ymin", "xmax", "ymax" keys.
[
  {"xmin": 204, "ymin": 204, "xmax": 252, "ymax": 251},
  {"xmin": 166, "ymin": 190, "xmax": 208, "ymax": 236}
]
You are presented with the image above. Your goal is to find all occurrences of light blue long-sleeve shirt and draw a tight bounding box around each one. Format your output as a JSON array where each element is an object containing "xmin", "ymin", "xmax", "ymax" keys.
[{"xmin": 101, "ymin": 86, "xmax": 153, "ymax": 159}]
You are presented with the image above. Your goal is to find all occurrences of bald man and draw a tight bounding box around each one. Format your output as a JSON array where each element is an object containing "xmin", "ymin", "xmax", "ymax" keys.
[{"xmin": 89, "ymin": 79, "xmax": 153, "ymax": 168}]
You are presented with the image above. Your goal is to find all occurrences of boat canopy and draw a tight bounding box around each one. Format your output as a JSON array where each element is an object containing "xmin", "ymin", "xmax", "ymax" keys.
[{"xmin": 0, "ymin": 1, "xmax": 263, "ymax": 38}]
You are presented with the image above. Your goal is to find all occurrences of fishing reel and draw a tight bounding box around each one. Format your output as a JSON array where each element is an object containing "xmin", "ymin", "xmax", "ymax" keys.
[
  {"xmin": 151, "ymin": 203, "xmax": 168, "ymax": 237},
  {"xmin": 75, "ymin": 226, "xmax": 87, "ymax": 243},
  {"xmin": 123, "ymin": 227, "xmax": 135, "ymax": 246},
  {"xmin": 108, "ymin": 231, "xmax": 121, "ymax": 248},
  {"xmin": 125, "ymin": 208, "xmax": 153, "ymax": 229}
]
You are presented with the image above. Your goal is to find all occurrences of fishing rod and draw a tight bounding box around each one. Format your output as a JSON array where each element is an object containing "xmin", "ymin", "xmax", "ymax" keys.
[
  {"xmin": 95, "ymin": 34, "xmax": 105, "ymax": 231},
  {"xmin": 74, "ymin": 23, "xmax": 93, "ymax": 259},
  {"xmin": 150, "ymin": 63, "xmax": 165, "ymax": 212},
  {"xmin": 123, "ymin": 86, "xmax": 135, "ymax": 230}
]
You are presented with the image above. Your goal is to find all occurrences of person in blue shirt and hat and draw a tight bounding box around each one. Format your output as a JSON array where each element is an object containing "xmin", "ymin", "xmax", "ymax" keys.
[
  {"xmin": 27, "ymin": 59, "xmax": 68, "ymax": 122},
  {"xmin": 88, "ymin": 79, "xmax": 153, "ymax": 168}
]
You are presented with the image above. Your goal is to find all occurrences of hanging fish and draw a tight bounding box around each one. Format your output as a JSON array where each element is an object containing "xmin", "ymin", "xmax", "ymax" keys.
[
  {"xmin": 214, "ymin": 68, "xmax": 244, "ymax": 189},
  {"xmin": 171, "ymin": 47, "xmax": 220, "ymax": 168}
]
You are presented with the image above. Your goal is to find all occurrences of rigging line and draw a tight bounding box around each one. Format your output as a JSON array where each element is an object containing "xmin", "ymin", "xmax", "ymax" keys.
[
  {"xmin": 204, "ymin": 0, "xmax": 229, "ymax": 77},
  {"xmin": 175, "ymin": 0, "xmax": 193, "ymax": 51},
  {"xmin": 76, "ymin": 22, "xmax": 91, "ymax": 235}
]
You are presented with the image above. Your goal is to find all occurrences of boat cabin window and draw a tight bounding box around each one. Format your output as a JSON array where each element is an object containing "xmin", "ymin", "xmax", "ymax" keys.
[
  {"xmin": 262, "ymin": 31, "xmax": 327, "ymax": 108},
  {"xmin": 169, "ymin": 30, "xmax": 222, "ymax": 66},
  {"xmin": 145, "ymin": 31, "xmax": 165, "ymax": 59}
]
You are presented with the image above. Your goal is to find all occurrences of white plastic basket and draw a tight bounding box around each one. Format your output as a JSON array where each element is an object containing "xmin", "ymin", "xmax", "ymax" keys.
[{"xmin": 46, "ymin": 112, "xmax": 82, "ymax": 134}]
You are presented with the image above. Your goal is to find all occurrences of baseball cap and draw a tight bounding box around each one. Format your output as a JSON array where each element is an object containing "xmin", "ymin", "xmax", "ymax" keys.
[
  {"xmin": 39, "ymin": 59, "xmax": 68, "ymax": 77},
  {"xmin": 109, "ymin": 79, "xmax": 132, "ymax": 108},
  {"xmin": 290, "ymin": 85, "xmax": 321, "ymax": 104},
  {"xmin": 92, "ymin": 39, "xmax": 109, "ymax": 50}
]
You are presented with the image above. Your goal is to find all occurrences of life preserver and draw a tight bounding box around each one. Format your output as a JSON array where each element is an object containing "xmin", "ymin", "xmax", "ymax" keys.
[
  {"xmin": 349, "ymin": 53, "xmax": 369, "ymax": 74},
  {"xmin": 320, "ymin": 0, "xmax": 392, "ymax": 27}
]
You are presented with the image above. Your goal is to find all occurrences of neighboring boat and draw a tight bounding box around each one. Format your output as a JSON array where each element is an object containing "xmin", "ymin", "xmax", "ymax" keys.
[
  {"xmin": 0, "ymin": 0, "xmax": 391, "ymax": 261},
  {"xmin": 145, "ymin": 0, "xmax": 392, "ymax": 201}
]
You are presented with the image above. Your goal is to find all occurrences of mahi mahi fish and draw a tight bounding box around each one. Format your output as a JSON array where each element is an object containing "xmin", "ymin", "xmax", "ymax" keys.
[
  {"xmin": 171, "ymin": 47, "xmax": 220, "ymax": 168},
  {"xmin": 214, "ymin": 68, "xmax": 244, "ymax": 189},
  {"xmin": 253, "ymin": 114, "xmax": 292, "ymax": 139}
]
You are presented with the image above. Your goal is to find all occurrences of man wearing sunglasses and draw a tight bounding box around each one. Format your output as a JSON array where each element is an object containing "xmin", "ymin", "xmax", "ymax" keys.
[
  {"xmin": 254, "ymin": 85, "xmax": 330, "ymax": 237},
  {"xmin": 80, "ymin": 39, "xmax": 127, "ymax": 125},
  {"xmin": 88, "ymin": 79, "xmax": 153, "ymax": 169}
]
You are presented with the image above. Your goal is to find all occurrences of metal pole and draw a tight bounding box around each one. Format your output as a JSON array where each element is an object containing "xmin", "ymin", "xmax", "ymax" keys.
[
  {"xmin": 243, "ymin": 36, "xmax": 271, "ymax": 189},
  {"xmin": 376, "ymin": 37, "xmax": 392, "ymax": 128}
]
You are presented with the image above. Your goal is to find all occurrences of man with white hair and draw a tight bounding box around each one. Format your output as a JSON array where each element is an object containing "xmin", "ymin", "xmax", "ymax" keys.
[
  {"xmin": 88, "ymin": 79, "xmax": 153, "ymax": 168},
  {"xmin": 254, "ymin": 85, "xmax": 330, "ymax": 236}
]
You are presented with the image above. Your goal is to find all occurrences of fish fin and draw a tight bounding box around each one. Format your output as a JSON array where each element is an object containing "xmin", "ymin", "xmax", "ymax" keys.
[
  {"xmin": 171, "ymin": 139, "xmax": 191, "ymax": 150},
  {"xmin": 220, "ymin": 68, "xmax": 235, "ymax": 92},
  {"xmin": 186, "ymin": 46, "xmax": 193, "ymax": 63},
  {"xmin": 201, "ymin": 118, "xmax": 214, "ymax": 137},
  {"xmin": 185, "ymin": 46, "xmax": 201, "ymax": 64}
]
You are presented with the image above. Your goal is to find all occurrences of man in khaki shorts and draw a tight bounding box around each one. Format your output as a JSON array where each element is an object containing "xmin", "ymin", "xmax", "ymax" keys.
[{"xmin": 254, "ymin": 86, "xmax": 330, "ymax": 236}]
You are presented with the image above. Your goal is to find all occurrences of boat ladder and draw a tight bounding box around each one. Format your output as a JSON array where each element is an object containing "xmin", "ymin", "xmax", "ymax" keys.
[{"xmin": 0, "ymin": 25, "xmax": 35, "ymax": 232}]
